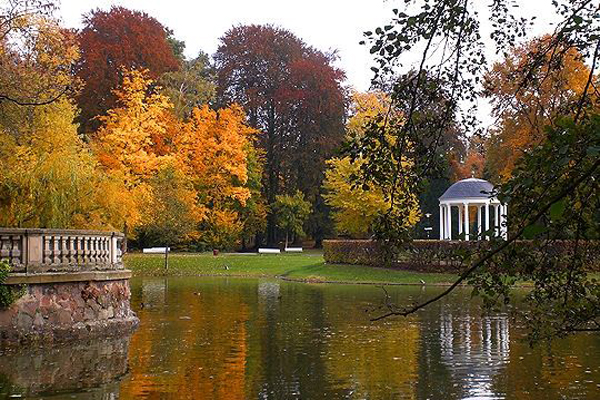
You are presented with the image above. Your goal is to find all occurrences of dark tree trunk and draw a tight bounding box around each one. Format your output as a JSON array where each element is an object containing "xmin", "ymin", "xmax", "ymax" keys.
[{"xmin": 164, "ymin": 245, "xmax": 169, "ymax": 272}]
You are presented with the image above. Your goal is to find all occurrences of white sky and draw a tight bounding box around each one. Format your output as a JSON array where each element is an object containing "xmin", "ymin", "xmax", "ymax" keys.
[{"xmin": 58, "ymin": 0, "xmax": 558, "ymax": 128}]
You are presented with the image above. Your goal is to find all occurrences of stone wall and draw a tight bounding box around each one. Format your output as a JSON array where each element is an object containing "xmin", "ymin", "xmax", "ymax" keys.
[{"xmin": 0, "ymin": 279, "xmax": 138, "ymax": 345}]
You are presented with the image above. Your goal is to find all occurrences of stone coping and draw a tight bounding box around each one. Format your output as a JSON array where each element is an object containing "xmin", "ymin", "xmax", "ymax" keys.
[
  {"xmin": 0, "ymin": 227, "xmax": 124, "ymax": 237},
  {"xmin": 4, "ymin": 270, "xmax": 132, "ymax": 285}
]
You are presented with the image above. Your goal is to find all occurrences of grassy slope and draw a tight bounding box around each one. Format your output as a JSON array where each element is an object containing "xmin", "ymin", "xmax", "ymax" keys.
[{"xmin": 125, "ymin": 252, "xmax": 458, "ymax": 285}]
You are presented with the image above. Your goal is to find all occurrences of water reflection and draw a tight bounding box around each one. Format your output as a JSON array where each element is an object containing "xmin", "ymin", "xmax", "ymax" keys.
[
  {"xmin": 0, "ymin": 335, "xmax": 131, "ymax": 399},
  {"xmin": 1, "ymin": 277, "xmax": 599, "ymax": 399},
  {"xmin": 439, "ymin": 311, "xmax": 510, "ymax": 399}
]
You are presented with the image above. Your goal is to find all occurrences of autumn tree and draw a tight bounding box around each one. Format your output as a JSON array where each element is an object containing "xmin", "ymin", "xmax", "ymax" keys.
[
  {"xmin": 0, "ymin": 12, "xmax": 79, "ymax": 130},
  {"xmin": 484, "ymin": 36, "xmax": 595, "ymax": 181},
  {"xmin": 0, "ymin": 7, "xmax": 127, "ymax": 230},
  {"xmin": 0, "ymin": 0, "xmax": 73, "ymax": 108},
  {"xmin": 139, "ymin": 163, "xmax": 202, "ymax": 269},
  {"xmin": 215, "ymin": 24, "xmax": 346, "ymax": 246},
  {"xmin": 93, "ymin": 69, "xmax": 172, "ymax": 234},
  {"xmin": 324, "ymin": 91, "xmax": 420, "ymax": 238},
  {"xmin": 176, "ymin": 105, "xmax": 258, "ymax": 249},
  {"xmin": 76, "ymin": 6, "xmax": 180, "ymax": 132},
  {"xmin": 236, "ymin": 145, "xmax": 267, "ymax": 250},
  {"xmin": 0, "ymin": 96, "xmax": 130, "ymax": 229}
]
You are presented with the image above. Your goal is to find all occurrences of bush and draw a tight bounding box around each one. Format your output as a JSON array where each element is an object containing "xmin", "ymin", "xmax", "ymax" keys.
[
  {"xmin": 0, "ymin": 260, "xmax": 25, "ymax": 309},
  {"xmin": 323, "ymin": 240, "xmax": 389, "ymax": 266},
  {"xmin": 323, "ymin": 239, "xmax": 600, "ymax": 273}
]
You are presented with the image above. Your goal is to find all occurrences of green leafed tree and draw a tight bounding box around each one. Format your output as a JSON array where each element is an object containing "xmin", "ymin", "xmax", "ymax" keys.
[
  {"xmin": 272, "ymin": 191, "xmax": 311, "ymax": 248},
  {"xmin": 159, "ymin": 52, "xmax": 216, "ymax": 119},
  {"xmin": 136, "ymin": 164, "xmax": 202, "ymax": 269}
]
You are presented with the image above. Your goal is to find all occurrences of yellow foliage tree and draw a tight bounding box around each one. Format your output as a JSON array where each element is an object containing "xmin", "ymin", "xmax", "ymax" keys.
[
  {"xmin": 0, "ymin": 98, "xmax": 128, "ymax": 229},
  {"xmin": 0, "ymin": 16, "xmax": 127, "ymax": 230},
  {"xmin": 323, "ymin": 91, "xmax": 420, "ymax": 238},
  {"xmin": 93, "ymin": 69, "xmax": 173, "ymax": 231}
]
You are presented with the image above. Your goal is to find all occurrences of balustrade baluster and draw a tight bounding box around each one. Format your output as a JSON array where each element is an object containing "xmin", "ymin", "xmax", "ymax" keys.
[
  {"xmin": 104, "ymin": 237, "xmax": 110, "ymax": 263},
  {"xmin": 91, "ymin": 237, "xmax": 97, "ymax": 263},
  {"xmin": 43, "ymin": 235, "xmax": 52, "ymax": 264},
  {"xmin": 10, "ymin": 235, "xmax": 21, "ymax": 265},
  {"xmin": 0, "ymin": 236, "xmax": 9, "ymax": 262},
  {"xmin": 68, "ymin": 236, "xmax": 74, "ymax": 265},
  {"xmin": 84, "ymin": 236, "xmax": 92, "ymax": 264},
  {"xmin": 53, "ymin": 236, "xmax": 61, "ymax": 264}
]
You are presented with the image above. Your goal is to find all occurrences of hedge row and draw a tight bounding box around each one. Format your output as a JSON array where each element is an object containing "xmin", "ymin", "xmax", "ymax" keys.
[
  {"xmin": 322, "ymin": 240, "xmax": 388, "ymax": 267},
  {"xmin": 323, "ymin": 239, "xmax": 600, "ymax": 273}
]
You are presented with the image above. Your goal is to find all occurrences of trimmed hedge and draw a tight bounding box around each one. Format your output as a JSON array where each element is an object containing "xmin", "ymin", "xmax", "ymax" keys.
[
  {"xmin": 323, "ymin": 239, "xmax": 600, "ymax": 273},
  {"xmin": 323, "ymin": 240, "xmax": 388, "ymax": 267}
]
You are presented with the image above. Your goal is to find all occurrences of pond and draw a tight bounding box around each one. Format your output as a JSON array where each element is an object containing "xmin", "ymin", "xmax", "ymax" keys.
[{"xmin": 1, "ymin": 277, "xmax": 599, "ymax": 399}]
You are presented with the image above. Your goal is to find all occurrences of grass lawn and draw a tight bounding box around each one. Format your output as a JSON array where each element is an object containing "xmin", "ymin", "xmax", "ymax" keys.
[{"xmin": 124, "ymin": 252, "xmax": 458, "ymax": 285}]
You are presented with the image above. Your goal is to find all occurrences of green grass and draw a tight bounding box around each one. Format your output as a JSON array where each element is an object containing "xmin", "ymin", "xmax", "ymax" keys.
[{"xmin": 124, "ymin": 252, "xmax": 458, "ymax": 285}]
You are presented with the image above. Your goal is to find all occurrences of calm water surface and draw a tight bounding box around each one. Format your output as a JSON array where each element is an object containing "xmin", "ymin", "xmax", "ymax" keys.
[{"xmin": 1, "ymin": 277, "xmax": 599, "ymax": 399}]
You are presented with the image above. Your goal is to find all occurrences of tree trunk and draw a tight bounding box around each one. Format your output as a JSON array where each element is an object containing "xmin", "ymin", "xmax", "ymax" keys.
[
  {"xmin": 265, "ymin": 101, "xmax": 279, "ymax": 246},
  {"xmin": 164, "ymin": 245, "xmax": 169, "ymax": 272},
  {"xmin": 123, "ymin": 222, "xmax": 129, "ymax": 254}
]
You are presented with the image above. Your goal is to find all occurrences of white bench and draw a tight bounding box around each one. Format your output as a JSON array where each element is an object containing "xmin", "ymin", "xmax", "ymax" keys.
[
  {"xmin": 285, "ymin": 247, "xmax": 303, "ymax": 253},
  {"xmin": 258, "ymin": 248, "xmax": 281, "ymax": 254},
  {"xmin": 142, "ymin": 247, "xmax": 170, "ymax": 254}
]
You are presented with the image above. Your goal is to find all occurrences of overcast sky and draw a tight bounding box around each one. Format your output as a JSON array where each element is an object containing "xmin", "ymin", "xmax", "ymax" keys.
[{"xmin": 59, "ymin": 0, "xmax": 557, "ymax": 128}]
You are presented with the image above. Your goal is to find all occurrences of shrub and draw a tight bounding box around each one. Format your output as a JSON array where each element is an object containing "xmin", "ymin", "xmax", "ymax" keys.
[
  {"xmin": 323, "ymin": 239, "xmax": 600, "ymax": 273},
  {"xmin": 323, "ymin": 240, "xmax": 388, "ymax": 266},
  {"xmin": 0, "ymin": 261, "xmax": 25, "ymax": 309}
]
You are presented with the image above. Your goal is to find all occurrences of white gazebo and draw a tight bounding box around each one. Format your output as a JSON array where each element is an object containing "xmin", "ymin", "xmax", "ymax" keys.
[{"xmin": 439, "ymin": 178, "xmax": 507, "ymax": 241}]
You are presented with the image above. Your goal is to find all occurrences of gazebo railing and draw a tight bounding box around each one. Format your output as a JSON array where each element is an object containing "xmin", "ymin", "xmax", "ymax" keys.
[{"xmin": 0, "ymin": 228, "xmax": 124, "ymax": 273}]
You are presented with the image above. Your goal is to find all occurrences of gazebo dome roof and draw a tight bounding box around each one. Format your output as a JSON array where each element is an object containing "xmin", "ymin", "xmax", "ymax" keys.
[{"xmin": 439, "ymin": 178, "xmax": 494, "ymax": 201}]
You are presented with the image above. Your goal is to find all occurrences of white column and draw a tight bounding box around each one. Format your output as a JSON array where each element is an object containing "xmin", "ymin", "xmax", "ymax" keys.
[
  {"xmin": 447, "ymin": 204, "xmax": 452, "ymax": 240},
  {"xmin": 485, "ymin": 202, "xmax": 490, "ymax": 240},
  {"xmin": 477, "ymin": 205, "xmax": 482, "ymax": 239},
  {"xmin": 464, "ymin": 203, "xmax": 470, "ymax": 241},
  {"xmin": 439, "ymin": 204, "xmax": 444, "ymax": 240},
  {"xmin": 500, "ymin": 204, "xmax": 508, "ymax": 240},
  {"xmin": 503, "ymin": 205, "xmax": 508, "ymax": 239},
  {"xmin": 458, "ymin": 206, "xmax": 463, "ymax": 235},
  {"xmin": 494, "ymin": 204, "xmax": 500, "ymax": 237}
]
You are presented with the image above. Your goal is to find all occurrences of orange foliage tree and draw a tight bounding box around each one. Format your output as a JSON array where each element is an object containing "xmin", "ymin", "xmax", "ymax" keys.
[
  {"xmin": 93, "ymin": 69, "xmax": 171, "ymax": 233},
  {"xmin": 94, "ymin": 69, "xmax": 260, "ymax": 249},
  {"xmin": 483, "ymin": 36, "xmax": 593, "ymax": 182},
  {"xmin": 176, "ymin": 105, "xmax": 258, "ymax": 249}
]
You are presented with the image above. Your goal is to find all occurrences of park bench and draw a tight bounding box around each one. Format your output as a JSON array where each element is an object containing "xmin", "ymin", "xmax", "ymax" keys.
[
  {"xmin": 142, "ymin": 247, "xmax": 170, "ymax": 254},
  {"xmin": 258, "ymin": 248, "xmax": 280, "ymax": 254}
]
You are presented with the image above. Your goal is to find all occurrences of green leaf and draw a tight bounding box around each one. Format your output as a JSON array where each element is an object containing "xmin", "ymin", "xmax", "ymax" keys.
[
  {"xmin": 549, "ymin": 199, "xmax": 566, "ymax": 220},
  {"xmin": 523, "ymin": 224, "xmax": 546, "ymax": 239}
]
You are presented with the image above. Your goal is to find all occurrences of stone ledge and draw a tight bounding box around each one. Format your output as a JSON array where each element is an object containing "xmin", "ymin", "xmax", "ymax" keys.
[{"xmin": 4, "ymin": 270, "xmax": 133, "ymax": 285}]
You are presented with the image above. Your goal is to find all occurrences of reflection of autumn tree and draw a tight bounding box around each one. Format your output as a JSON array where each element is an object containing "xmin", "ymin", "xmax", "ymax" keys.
[
  {"xmin": 120, "ymin": 279, "xmax": 254, "ymax": 399},
  {"xmin": 251, "ymin": 282, "xmax": 343, "ymax": 398},
  {"xmin": 493, "ymin": 333, "xmax": 600, "ymax": 399},
  {"xmin": 320, "ymin": 286, "xmax": 419, "ymax": 399}
]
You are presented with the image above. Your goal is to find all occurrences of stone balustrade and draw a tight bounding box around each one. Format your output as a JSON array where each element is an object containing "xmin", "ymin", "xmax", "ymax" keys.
[
  {"xmin": 0, "ymin": 228, "xmax": 124, "ymax": 274},
  {"xmin": 0, "ymin": 228, "xmax": 137, "ymax": 346}
]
